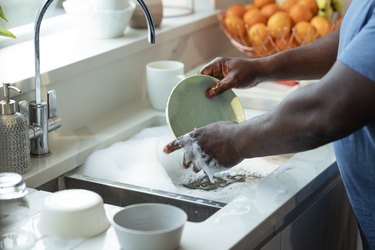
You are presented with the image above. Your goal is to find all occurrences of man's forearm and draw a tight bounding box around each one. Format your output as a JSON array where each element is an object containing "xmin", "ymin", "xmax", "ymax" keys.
[
  {"xmin": 258, "ymin": 29, "xmax": 340, "ymax": 81},
  {"xmin": 235, "ymin": 61, "xmax": 375, "ymax": 159}
]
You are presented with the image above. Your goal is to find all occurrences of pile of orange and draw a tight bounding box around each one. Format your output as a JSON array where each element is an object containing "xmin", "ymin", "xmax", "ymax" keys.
[{"xmin": 223, "ymin": 0, "xmax": 335, "ymax": 56}]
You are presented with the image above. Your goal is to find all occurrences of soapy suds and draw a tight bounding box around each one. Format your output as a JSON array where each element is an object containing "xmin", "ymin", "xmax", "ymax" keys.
[
  {"xmin": 77, "ymin": 125, "xmax": 288, "ymax": 203},
  {"xmin": 176, "ymin": 133, "xmax": 228, "ymax": 183}
]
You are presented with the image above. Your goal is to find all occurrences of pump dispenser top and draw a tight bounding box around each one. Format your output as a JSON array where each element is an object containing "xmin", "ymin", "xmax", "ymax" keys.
[{"xmin": 0, "ymin": 83, "xmax": 20, "ymax": 115}]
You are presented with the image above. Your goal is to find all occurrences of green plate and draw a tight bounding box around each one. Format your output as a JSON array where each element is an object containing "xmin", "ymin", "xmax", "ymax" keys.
[{"xmin": 166, "ymin": 75, "xmax": 246, "ymax": 137}]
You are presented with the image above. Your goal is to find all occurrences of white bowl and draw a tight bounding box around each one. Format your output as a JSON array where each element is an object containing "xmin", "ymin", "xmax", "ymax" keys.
[
  {"xmin": 63, "ymin": 1, "xmax": 136, "ymax": 39},
  {"xmin": 38, "ymin": 189, "xmax": 110, "ymax": 238},
  {"xmin": 93, "ymin": 0, "xmax": 130, "ymax": 10},
  {"xmin": 112, "ymin": 203, "xmax": 187, "ymax": 250}
]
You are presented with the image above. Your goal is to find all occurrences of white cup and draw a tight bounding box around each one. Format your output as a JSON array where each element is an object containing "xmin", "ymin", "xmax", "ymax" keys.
[{"xmin": 146, "ymin": 60, "xmax": 185, "ymax": 111}]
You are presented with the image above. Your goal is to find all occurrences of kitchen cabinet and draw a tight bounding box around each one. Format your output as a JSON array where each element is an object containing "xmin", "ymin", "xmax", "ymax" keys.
[{"xmin": 257, "ymin": 168, "xmax": 358, "ymax": 250}]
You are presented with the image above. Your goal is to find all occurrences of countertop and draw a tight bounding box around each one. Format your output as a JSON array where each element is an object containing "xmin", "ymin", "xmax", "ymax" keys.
[{"xmin": 13, "ymin": 104, "xmax": 336, "ymax": 249}]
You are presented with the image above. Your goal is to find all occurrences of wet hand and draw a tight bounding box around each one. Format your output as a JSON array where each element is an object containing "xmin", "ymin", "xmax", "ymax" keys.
[{"xmin": 163, "ymin": 121, "xmax": 244, "ymax": 172}]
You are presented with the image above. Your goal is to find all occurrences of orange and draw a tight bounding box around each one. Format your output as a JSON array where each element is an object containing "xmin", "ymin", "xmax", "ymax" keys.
[
  {"xmin": 280, "ymin": 0, "xmax": 298, "ymax": 12},
  {"xmin": 224, "ymin": 15, "xmax": 247, "ymax": 37},
  {"xmin": 245, "ymin": 3, "xmax": 258, "ymax": 11},
  {"xmin": 260, "ymin": 3, "xmax": 281, "ymax": 18},
  {"xmin": 274, "ymin": 34, "xmax": 298, "ymax": 51},
  {"xmin": 294, "ymin": 21, "xmax": 317, "ymax": 44},
  {"xmin": 243, "ymin": 9, "xmax": 267, "ymax": 27},
  {"xmin": 299, "ymin": 0, "xmax": 319, "ymax": 15},
  {"xmin": 289, "ymin": 3, "xmax": 313, "ymax": 23},
  {"xmin": 274, "ymin": 10, "xmax": 290, "ymax": 18},
  {"xmin": 254, "ymin": 0, "xmax": 275, "ymax": 9},
  {"xmin": 226, "ymin": 4, "xmax": 246, "ymax": 18},
  {"xmin": 310, "ymin": 16, "xmax": 332, "ymax": 37},
  {"xmin": 248, "ymin": 23, "xmax": 269, "ymax": 46},
  {"xmin": 267, "ymin": 12, "xmax": 292, "ymax": 38}
]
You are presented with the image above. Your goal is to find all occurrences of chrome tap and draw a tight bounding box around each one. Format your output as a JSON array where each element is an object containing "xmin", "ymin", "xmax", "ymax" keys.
[
  {"xmin": 29, "ymin": 0, "xmax": 155, "ymax": 157},
  {"xmin": 28, "ymin": 0, "xmax": 62, "ymax": 157},
  {"xmin": 136, "ymin": 0, "xmax": 156, "ymax": 44}
]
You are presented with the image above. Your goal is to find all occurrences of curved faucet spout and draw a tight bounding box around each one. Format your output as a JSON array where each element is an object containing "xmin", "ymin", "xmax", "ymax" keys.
[
  {"xmin": 137, "ymin": 0, "xmax": 156, "ymax": 44},
  {"xmin": 31, "ymin": 0, "xmax": 61, "ymax": 157},
  {"xmin": 34, "ymin": 0, "xmax": 54, "ymax": 105},
  {"xmin": 30, "ymin": 0, "xmax": 154, "ymax": 157}
]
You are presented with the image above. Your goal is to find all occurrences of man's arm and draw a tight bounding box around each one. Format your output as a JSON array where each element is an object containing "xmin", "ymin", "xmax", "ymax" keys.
[
  {"xmin": 262, "ymin": 28, "xmax": 340, "ymax": 81},
  {"xmin": 201, "ymin": 29, "xmax": 340, "ymax": 97},
  {"xmin": 235, "ymin": 61, "xmax": 375, "ymax": 158}
]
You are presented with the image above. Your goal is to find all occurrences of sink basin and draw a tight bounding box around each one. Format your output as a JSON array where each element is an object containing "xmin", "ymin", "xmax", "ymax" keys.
[
  {"xmin": 38, "ymin": 114, "xmax": 291, "ymax": 222},
  {"xmin": 62, "ymin": 172, "xmax": 224, "ymax": 222}
]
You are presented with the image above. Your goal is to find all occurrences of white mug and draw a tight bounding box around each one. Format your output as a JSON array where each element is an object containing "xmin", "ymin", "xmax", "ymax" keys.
[{"xmin": 146, "ymin": 60, "xmax": 185, "ymax": 111}]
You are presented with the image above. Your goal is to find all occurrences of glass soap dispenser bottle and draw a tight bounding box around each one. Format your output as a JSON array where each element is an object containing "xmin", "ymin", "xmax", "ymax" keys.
[
  {"xmin": 0, "ymin": 172, "xmax": 36, "ymax": 249},
  {"xmin": 0, "ymin": 83, "xmax": 30, "ymax": 174}
]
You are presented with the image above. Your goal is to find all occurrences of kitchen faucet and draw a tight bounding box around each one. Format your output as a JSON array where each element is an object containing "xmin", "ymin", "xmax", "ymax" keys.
[{"xmin": 28, "ymin": 0, "xmax": 156, "ymax": 157}]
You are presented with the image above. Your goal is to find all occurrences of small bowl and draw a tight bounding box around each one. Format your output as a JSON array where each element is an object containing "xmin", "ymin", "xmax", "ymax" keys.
[
  {"xmin": 112, "ymin": 203, "xmax": 187, "ymax": 250},
  {"xmin": 63, "ymin": 1, "xmax": 136, "ymax": 39},
  {"xmin": 38, "ymin": 189, "xmax": 110, "ymax": 238}
]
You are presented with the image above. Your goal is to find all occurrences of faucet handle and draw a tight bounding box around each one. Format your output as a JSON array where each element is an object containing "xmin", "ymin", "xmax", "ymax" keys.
[
  {"xmin": 19, "ymin": 100, "xmax": 30, "ymax": 124},
  {"xmin": 47, "ymin": 90, "xmax": 57, "ymax": 119}
]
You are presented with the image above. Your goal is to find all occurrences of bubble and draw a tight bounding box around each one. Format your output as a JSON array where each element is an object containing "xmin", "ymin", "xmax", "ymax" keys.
[
  {"xmin": 176, "ymin": 133, "xmax": 227, "ymax": 183},
  {"xmin": 78, "ymin": 125, "xmax": 283, "ymax": 203}
]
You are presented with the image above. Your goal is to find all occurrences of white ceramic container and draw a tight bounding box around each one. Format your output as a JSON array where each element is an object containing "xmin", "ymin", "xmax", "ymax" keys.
[
  {"xmin": 62, "ymin": 0, "xmax": 130, "ymax": 11},
  {"xmin": 112, "ymin": 203, "xmax": 187, "ymax": 250},
  {"xmin": 38, "ymin": 189, "xmax": 110, "ymax": 238},
  {"xmin": 63, "ymin": 0, "xmax": 136, "ymax": 39}
]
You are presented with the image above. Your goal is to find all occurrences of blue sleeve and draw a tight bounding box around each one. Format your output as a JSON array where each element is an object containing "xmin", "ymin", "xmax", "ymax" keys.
[{"xmin": 338, "ymin": 9, "xmax": 375, "ymax": 81}]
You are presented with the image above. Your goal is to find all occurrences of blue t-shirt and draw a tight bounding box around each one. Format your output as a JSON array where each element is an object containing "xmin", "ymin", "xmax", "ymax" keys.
[{"xmin": 334, "ymin": 0, "xmax": 375, "ymax": 248}]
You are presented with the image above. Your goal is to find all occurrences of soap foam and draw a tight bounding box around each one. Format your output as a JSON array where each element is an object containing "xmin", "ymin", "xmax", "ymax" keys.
[
  {"xmin": 77, "ymin": 125, "xmax": 284, "ymax": 203},
  {"xmin": 176, "ymin": 133, "xmax": 228, "ymax": 183}
]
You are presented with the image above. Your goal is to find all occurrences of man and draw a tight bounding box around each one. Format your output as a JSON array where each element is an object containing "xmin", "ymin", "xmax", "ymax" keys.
[{"xmin": 164, "ymin": 1, "xmax": 375, "ymax": 248}]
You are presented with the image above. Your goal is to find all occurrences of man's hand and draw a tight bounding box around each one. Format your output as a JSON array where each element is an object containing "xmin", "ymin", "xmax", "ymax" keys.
[{"xmin": 163, "ymin": 121, "xmax": 244, "ymax": 171}]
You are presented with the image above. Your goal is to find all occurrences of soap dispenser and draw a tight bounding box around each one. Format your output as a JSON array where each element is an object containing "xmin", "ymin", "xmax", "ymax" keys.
[{"xmin": 0, "ymin": 83, "xmax": 30, "ymax": 174}]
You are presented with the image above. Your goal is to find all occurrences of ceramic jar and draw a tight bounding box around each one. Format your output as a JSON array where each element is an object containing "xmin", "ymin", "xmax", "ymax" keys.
[{"xmin": 130, "ymin": 0, "xmax": 163, "ymax": 28}]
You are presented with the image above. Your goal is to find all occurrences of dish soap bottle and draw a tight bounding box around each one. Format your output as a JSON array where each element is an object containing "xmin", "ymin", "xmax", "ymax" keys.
[{"xmin": 0, "ymin": 83, "xmax": 30, "ymax": 174}]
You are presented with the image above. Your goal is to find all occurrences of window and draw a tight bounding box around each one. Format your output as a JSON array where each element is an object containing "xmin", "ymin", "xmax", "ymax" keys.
[{"xmin": 0, "ymin": 0, "xmax": 63, "ymax": 30}]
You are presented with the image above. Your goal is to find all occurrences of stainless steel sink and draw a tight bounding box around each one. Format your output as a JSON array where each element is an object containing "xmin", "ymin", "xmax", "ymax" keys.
[
  {"xmin": 49, "ymin": 172, "xmax": 225, "ymax": 222},
  {"xmin": 37, "ymin": 114, "xmax": 291, "ymax": 223}
]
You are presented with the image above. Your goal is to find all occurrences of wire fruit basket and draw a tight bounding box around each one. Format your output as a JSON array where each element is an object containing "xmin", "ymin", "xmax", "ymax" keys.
[{"xmin": 218, "ymin": 11, "xmax": 341, "ymax": 58}]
